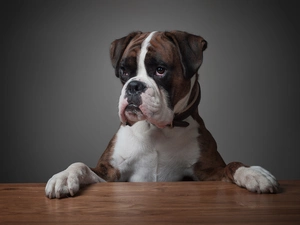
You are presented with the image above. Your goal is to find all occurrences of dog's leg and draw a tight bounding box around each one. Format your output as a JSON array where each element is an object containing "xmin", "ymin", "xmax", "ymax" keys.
[
  {"xmin": 193, "ymin": 114, "xmax": 279, "ymax": 193},
  {"xmin": 195, "ymin": 159, "xmax": 280, "ymax": 194},
  {"xmin": 45, "ymin": 162, "xmax": 105, "ymax": 199},
  {"xmin": 45, "ymin": 136, "xmax": 120, "ymax": 199},
  {"xmin": 89, "ymin": 136, "xmax": 122, "ymax": 182},
  {"xmin": 194, "ymin": 161, "xmax": 279, "ymax": 193}
]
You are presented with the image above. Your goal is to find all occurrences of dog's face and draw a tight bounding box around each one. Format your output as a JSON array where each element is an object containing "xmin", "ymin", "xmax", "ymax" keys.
[{"xmin": 110, "ymin": 31, "xmax": 207, "ymax": 128}]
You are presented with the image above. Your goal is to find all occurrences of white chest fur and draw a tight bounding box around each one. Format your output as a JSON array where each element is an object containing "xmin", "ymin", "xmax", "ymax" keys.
[{"xmin": 111, "ymin": 117, "xmax": 200, "ymax": 182}]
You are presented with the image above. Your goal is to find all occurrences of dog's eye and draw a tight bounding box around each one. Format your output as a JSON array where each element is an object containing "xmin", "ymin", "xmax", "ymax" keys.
[
  {"xmin": 156, "ymin": 67, "xmax": 166, "ymax": 76},
  {"xmin": 119, "ymin": 67, "xmax": 129, "ymax": 77}
]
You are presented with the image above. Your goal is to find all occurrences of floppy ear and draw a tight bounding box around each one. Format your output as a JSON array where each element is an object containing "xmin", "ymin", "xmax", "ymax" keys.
[
  {"xmin": 110, "ymin": 31, "xmax": 142, "ymax": 77},
  {"xmin": 164, "ymin": 31, "xmax": 207, "ymax": 79}
]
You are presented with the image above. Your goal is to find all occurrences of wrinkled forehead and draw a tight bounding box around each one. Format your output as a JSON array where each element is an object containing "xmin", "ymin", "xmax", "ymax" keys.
[
  {"xmin": 147, "ymin": 32, "xmax": 176, "ymax": 65},
  {"xmin": 122, "ymin": 32, "xmax": 149, "ymax": 58},
  {"xmin": 122, "ymin": 32, "xmax": 175, "ymax": 63}
]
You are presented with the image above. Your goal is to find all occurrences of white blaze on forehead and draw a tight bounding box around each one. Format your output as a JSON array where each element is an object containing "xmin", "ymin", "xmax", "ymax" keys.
[{"xmin": 137, "ymin": 31, "xmax": 157, "ymax": 79}]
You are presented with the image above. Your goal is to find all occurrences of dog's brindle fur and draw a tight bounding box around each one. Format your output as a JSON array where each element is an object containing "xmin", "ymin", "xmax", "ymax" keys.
[{"xmin": 45, "ymin": 31, "xmax": 279, "ymax": 199}]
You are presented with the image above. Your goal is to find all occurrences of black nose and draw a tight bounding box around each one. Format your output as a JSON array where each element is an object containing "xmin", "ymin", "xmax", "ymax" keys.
[
  {"xmin": 126, "ymin": 81, "xmax": 147, "ymax": 95},
  {"xmin": 125, "ymin": 81, "xmax": 147, "ymax": 106}
]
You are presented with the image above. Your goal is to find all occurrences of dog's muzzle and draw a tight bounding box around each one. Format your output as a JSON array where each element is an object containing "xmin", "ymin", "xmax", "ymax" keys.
[
  {"xmin": 121, "ymin": 80, "xmax": 148, "ymax": 125},
  {"xmin": 125, "ymin": 80, "xmax": 147, "ymax": 107}
]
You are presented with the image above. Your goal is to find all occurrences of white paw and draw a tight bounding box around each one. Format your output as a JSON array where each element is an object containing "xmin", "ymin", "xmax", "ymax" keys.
[
  {"xmin": 233, "ymin": 166, "xmax": 279, "ymax": 193},
  {"xmin": 45, "ymin": 162, "xmax": 104, "ymax": 199}
]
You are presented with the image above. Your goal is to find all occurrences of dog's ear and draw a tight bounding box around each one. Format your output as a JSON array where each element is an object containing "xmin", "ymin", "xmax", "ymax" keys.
[
  {"xmin": 164, "ymin": 31, "xmax": 207, "ymax": 79},
  {"xmin": 110, "ymin": 31, "xmax": 142, "ymax": 77}
]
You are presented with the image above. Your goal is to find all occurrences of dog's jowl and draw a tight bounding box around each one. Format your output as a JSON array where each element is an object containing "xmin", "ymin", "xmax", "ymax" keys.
[{"xmin": 45, "ymin": 31, "xmax": 279, "ymax": 199}]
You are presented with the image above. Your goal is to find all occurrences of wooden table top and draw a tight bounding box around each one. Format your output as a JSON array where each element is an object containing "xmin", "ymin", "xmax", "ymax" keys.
[{"xmin": 0, "ymin": 181, "xmax": 299, "ymax": 224}]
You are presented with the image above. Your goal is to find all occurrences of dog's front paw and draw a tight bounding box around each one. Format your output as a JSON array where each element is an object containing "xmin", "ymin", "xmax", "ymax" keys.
[
  {"xmin": 45, "ymin": 162, "xmax": 104, "ymax": 199},
  {"xmin": 45, "ymin": 166, "xmax": 81, "ymax": 199},
  {"xmin": 233, "ymin": 166, "xmax": 279, "ymax": 193}
]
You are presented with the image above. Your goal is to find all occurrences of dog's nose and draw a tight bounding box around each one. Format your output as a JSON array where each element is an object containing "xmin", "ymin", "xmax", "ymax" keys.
[{"xmin": 126, "ymin": 81, "xmax": 147, "ymax": 95}]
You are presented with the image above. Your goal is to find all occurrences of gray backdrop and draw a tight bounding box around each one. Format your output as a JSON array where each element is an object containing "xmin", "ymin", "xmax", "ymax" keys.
[{"xmin": 3, "ymin": 0, "xmax": 300, "ymax": 182}]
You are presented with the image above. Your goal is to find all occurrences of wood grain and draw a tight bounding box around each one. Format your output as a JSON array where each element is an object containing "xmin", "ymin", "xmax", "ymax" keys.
[{"xmin": 0, "ymin": 181, "xmax": 299, "ymax": 224}]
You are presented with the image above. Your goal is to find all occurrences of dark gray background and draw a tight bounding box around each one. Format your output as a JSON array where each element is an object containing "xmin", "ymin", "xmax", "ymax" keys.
[{"xmin": 2, "ymin": 0, "xmax": 300, "ymax": 182}]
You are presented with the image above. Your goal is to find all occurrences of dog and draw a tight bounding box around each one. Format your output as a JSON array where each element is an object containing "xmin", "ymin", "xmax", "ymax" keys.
[{"xmin": 45, "ymin": 31, "xmax": 279, "ymax": 198}]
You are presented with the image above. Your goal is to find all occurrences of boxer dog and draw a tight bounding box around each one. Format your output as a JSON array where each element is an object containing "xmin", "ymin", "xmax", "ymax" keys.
[{"xmin": 45, "ymin": 31, "xmax": 279, "ymax": 198}]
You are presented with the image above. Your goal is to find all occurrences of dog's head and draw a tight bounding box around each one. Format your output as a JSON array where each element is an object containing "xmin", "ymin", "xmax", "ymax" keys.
[{"xmin": 110, "ymin": 31, "xmax": 207, "ymax": 128}]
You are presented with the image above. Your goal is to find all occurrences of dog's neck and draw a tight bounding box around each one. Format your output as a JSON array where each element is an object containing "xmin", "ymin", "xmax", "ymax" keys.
[{"xmin": 170, "ymin": 82, "xmax": 201, "ymax": 128}]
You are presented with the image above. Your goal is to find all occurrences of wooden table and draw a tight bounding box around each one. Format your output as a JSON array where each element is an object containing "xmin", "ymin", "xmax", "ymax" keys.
[{"xmin": 0, "ymin": 181, "xmax": 299, "ymax": 224}]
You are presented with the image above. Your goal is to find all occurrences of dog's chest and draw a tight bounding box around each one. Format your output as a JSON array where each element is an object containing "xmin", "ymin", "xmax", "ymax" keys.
[{"xmin": 111, "ymin": 119, "xmax": 200, "ymax": 182}]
